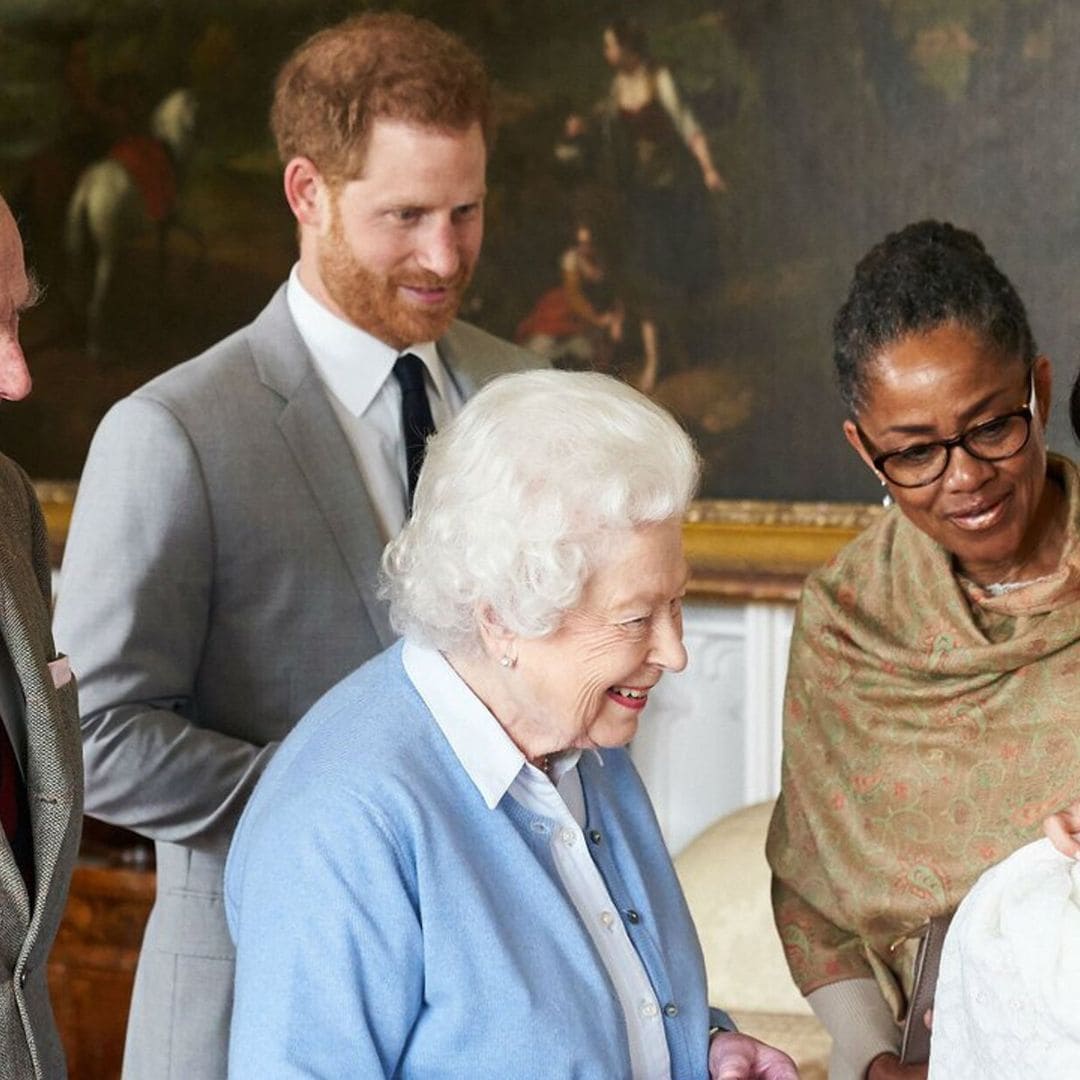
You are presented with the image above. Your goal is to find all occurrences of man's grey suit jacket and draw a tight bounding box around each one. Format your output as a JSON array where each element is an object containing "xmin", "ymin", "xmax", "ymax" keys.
[
  {"xmin": 0, "ymin": 457, "xmax": 82, "ymax": 1080},
  {"xmin": 52, "ymin": 286, "xmax": 542, "ymax": 1080}
]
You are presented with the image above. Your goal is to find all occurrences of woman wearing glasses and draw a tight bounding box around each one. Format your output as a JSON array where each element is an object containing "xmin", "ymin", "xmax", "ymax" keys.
[{"xmin": 766, "ymin": 220, "xmax": 1080, "ymax": 1080}]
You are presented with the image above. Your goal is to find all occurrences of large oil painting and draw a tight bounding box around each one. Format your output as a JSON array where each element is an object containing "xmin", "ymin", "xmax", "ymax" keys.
[{"xmin": 1, "ymin": 0, "xmax": 1078, "ymax": 504}]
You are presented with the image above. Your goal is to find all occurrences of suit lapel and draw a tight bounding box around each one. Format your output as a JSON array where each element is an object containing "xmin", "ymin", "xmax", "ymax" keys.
[
  {"xmin": 249, "ymin": 289, "xmax": 395, "ymax": 648},
  {"xmin": 0, "ymin": 523, "xmax": 76, "ymax": 955},
  {"xmin": 437, "ymin": 318, "xmax": 545, "ymax": 395},
  {"xmin": 437, "ymin": 324, "xmax": 475, "ymax": 401}
]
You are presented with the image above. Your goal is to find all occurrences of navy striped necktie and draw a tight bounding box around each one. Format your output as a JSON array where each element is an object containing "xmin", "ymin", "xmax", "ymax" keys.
[
  {"xmin": 392, "ymin": 353, "xmax": 436, "ymax": 512},
  {"xmin": 0, "ymin": 718, "xmax": 34, "ymax": 898}
]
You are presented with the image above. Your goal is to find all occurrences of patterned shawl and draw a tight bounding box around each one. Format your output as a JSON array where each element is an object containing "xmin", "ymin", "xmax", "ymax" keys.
[{"xmin": 766, "ymin": 454, "xmax": 1080, "ymax": 1016}]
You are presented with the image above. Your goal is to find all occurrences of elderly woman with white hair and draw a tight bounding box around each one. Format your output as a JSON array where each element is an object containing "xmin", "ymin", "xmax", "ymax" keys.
[{"xmin": 224, "ymin": 370, "xmax": 796, "ymax": 1079}]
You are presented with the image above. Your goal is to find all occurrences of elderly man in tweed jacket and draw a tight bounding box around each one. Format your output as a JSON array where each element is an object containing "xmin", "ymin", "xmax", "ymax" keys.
[{"xmin": 0, "ymin": 193, "xmax": 83, "ymax": 1080}]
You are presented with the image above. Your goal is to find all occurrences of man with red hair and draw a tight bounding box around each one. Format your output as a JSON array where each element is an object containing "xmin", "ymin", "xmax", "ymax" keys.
[{"xmin": 55, "ymin": 14, "xmax": 540, "ymax": 1078}]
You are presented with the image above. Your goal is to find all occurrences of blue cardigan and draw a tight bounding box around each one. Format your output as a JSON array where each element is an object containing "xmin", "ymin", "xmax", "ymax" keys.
[{"xmin": 226, "ymin": 642, "xmax": 720, "ymax": 1078}]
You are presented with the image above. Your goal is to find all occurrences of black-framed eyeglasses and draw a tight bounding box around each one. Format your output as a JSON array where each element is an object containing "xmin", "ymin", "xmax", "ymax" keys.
[{"xmin": 857, "ymin": 376, "xmax": 1036, "ymax": 489}]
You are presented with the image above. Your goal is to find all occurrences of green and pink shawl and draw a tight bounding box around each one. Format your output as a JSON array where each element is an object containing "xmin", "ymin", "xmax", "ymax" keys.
[{"xmin": 767, "ymin": 455, "xmax": 1080, "ymax": 1015}]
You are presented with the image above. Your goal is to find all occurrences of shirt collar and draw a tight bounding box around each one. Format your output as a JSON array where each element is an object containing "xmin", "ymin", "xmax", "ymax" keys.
[
  {"xmin": 402, "ymin": 640, "xmax": 591, "ymax": 810},
  {"xmin": 286, "ymin": 264, "xmax": 449, "ymax": 416}
]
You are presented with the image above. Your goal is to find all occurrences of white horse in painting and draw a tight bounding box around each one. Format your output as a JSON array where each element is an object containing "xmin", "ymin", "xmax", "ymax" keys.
[{"xmin": 66, "ymin": 88, "xmax": 200, "ymax": 355}]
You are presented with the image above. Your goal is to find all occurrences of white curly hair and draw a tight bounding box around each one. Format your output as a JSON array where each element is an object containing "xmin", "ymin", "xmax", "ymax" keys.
[{"xmin": 381, "ymin": 369, "xmax": 700, "ymax": 654}]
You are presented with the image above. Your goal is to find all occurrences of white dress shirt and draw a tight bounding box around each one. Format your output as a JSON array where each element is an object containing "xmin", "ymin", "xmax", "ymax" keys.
[
  {"xmin": 286, "ymin": 266, "xmax": 462, "ymax": 539},
  {"xmin": 402, "ymin": 640, "xmax": 673, "ymax": 1080}
]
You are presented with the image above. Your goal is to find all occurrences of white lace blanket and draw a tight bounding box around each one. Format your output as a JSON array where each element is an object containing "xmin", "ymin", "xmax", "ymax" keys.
[{"xmin": 929, "ymin": 838, "xmax": 1080, "ymax": 1079}]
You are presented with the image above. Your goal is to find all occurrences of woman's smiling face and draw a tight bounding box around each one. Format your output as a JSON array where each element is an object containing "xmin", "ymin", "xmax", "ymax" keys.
[
  {"xmin": 500, "ymin": 518, "xmax": 689, "ymax": 757},
  {"xmin": 844, "ymin": 322, "xmax": 1055, "ymax": 584}
]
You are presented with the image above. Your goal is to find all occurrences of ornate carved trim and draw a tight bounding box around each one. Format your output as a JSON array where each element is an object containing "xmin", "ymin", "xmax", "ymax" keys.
[
  {"xmin": 683, "ymin": 498, "xmax": 883, "ymax": 602},
  {"xmin": 35, "ymin": 482, "xmax": 882, "ymax": 603},
  {"xmin": 685, "ymin": 498, "xmax": 883, "ymax": 531}
]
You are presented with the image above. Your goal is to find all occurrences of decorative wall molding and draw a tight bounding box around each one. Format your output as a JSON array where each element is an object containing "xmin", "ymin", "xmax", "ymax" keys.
[
  {"xmin": 742, "ymin": 603, "xmax": 795, "ymax": 805},
  {"xmin": 631, "ymin": 599, "xmax": 795, "ymax": 855},
  {"xmin": 36, "ymin": 480, "xmax": 873, "ymax": 602}
]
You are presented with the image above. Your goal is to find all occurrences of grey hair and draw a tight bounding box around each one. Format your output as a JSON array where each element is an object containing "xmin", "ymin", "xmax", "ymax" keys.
[{"xmin": 381, "ymin": 369, "xmax": 700, "ymax": 654}]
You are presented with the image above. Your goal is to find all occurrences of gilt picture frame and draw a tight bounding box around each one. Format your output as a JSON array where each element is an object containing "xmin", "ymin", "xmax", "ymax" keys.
[{"xmin": 7, "ymin": 1, "xmax": 1079, "ymax": 590}]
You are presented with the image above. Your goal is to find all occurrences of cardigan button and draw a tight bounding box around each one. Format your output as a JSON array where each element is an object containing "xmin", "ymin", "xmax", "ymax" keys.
[
  {"xmin": 663, "ymin": 1003, "xmax": 679, "ymax": 1017},
  {"xmin": 589, "ymin": 829, "xmax": 602, "ymax": 844},
  {"xmin": 18, "ymin": 969, "xmax": 27, "ymax": 988},
  {"xmin": 625, "ymin": 909, "xmax": 640, "ymax": 924}
]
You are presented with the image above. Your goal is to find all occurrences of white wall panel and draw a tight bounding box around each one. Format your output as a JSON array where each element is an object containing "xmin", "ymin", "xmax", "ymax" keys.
[{"xmin": 630, "ymin": 600, "xmax": 795, "ymax": 854}]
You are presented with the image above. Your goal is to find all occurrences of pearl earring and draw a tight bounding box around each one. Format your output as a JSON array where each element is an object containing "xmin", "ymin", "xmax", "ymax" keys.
[
  {"xmin": 499, "ymin": 654, "xmax": 515, "ymax": 669},
  {"xmin": 876, "ymin": 473, "xmax": 893, "ymax": 508}
]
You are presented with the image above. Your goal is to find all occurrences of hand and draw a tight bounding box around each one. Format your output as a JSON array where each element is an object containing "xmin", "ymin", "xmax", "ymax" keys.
[
  {"xmin": 703, "ymin": 165, "xmax": 728, "ymax": 193},
  {"xmin": 600, "ymin": 313, "xmax": 624, "ymax": 343},
  {"xmin": 866, "ymin": 1052, "xmax": 927, "ymax": 1079},
  {"xmin": 1044, "ymin": 799, "xmax": 1080, "ymax": 857},
  {"xmin": 564, "ymin": 114, "xmax": 586, "ymax": 139},
  {"xmin": 708, "ymin": 1031, "xmax": 798, "ymax": 1079}
]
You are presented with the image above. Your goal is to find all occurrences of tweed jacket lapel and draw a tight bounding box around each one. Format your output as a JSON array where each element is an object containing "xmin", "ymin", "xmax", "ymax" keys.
[
  {"xmin": 248, "ymin": 288, "xmax": 395, "ymax": 648},
  {"xmin": 0, "ymin": 514, "xmax": 78, "ymax": 961}
]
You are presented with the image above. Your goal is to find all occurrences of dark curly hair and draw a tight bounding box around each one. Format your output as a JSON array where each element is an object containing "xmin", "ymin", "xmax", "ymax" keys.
[{"xmin": 833, "ymin": 220, "xmax": 1036, "ymax": 413}]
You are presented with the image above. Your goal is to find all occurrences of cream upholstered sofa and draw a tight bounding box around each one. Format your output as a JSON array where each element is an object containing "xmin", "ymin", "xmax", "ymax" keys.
[{"xmin": 674, "ymin": 800, "xmax": 831, "ymax": 1079}]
